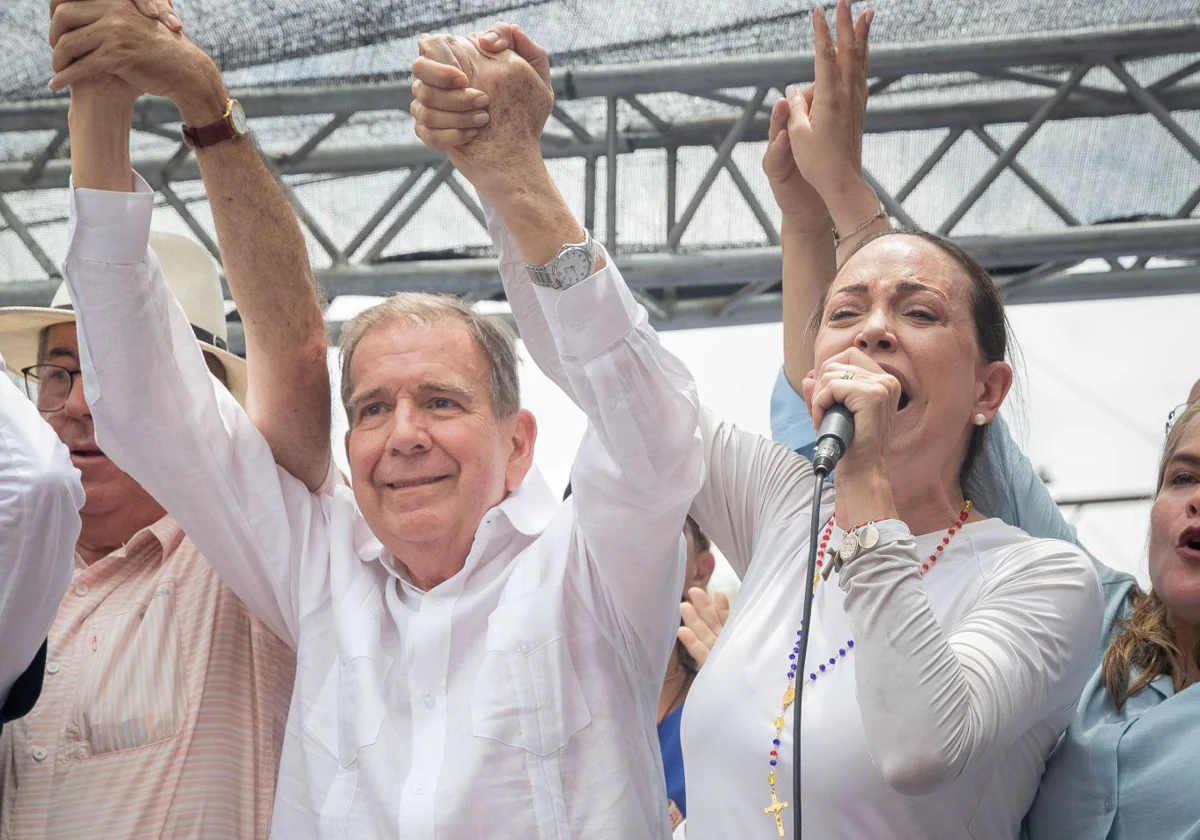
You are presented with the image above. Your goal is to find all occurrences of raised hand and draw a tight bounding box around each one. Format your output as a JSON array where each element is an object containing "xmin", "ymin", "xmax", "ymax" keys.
[
  {"xmin": 49, "ymin": 0, "xmax": 183, "ymax": 113},
  {"xmin": 410, "ymin": 23, "xmax": 553, "ymax": 194},
  {"xmin": 678, "ymin": 587, "xmax": 731, "ymax": 669},
  {"xmin": 48, "ymin": 0, "xmax": 224, "ymax": 127},
  {"xmin": 763, "ymin": 92, "xmax": 830, "ymax": 231},
  {"xmin": 784, "ymin": 0, "xmax": 878, "ymax": 231}
]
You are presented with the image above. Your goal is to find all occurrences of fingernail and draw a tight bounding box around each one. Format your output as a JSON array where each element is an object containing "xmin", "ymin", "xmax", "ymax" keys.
[
  {"xmin": 464, "ymin": 129, "xmax": 480, "ymax": 140},
  {"xmin": 165, "ymin": 11, "xmax": 182, "ymax": 29},
  {"xmin": 785, "ymin": 84, "xmax": 798, "ymax": 98},
  {"xmin": 472, "ymin": 93, "xmax": 490, "ymax": 108},
  {"xmin": 472, "ymin": 111, "xmax": 490, "ymax": 126},
  {"xmin": 481, "ymin": 32, "xmax": 499, "ymax": 44}
]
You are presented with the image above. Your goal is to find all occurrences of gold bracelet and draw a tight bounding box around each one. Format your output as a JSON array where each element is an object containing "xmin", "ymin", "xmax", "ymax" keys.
[{"xmin": 833, "ymin": 204, "xmax": 888, "ymax": 247}]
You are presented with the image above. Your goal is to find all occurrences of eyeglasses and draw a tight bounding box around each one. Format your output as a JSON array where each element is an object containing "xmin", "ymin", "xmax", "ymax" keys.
[
  {"xmin": 1166, "ymin": 403, "xmax": 1189, "ymax": 434},
  {"xmin": 20, "ymin": 364, "xmax": 83, "ymax": 413}
]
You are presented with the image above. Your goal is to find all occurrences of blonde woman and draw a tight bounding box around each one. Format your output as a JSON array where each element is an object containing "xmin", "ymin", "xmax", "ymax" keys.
[{"xmin": 1024, "ymin": 397, "xmax": 1200, "ymax": 839}]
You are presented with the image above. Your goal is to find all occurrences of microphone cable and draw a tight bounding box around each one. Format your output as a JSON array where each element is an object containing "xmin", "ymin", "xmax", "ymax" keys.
[{"xmin": 791, "ymin": 466, "xmax": 829, "ymax": 840}]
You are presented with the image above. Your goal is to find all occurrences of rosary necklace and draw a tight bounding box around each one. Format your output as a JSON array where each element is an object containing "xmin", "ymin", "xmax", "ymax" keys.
[{"xmin": 763, "ymin": 500, "xmax": 973, "ymax": 837}]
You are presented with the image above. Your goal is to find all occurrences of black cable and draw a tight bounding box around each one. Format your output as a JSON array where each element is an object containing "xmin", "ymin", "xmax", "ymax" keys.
[{"xmin": 792, "ymin": 468, "xmax": 828, "ymax": 839}]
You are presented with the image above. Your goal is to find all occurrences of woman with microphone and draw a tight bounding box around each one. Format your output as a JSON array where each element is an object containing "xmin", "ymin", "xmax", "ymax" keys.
[{"xmin": 680, "ymin": 2, "xmax": 1103, "ymax": 837}]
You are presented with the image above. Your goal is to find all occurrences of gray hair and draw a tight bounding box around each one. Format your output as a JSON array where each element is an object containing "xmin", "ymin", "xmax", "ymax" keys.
[{"xmin": 338, "ymin": 292, "xmax": 521, "ymax": 422}]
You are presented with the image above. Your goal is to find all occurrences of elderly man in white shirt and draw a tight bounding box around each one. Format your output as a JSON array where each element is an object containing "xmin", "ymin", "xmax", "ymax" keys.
[
  {"xmin": 0, "ymin": 352, "xmax": 81, "ymax": 733},
  {"xmin": 56, "ymin": 16, "xmax": 703, "ymax": 840}
]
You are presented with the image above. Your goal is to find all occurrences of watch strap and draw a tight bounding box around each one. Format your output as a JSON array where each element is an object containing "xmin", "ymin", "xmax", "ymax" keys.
[
  {"xmin": 526, "ymin": 232, "xmax": 596, "ymax": 289},
  {"xmin": 181, "ymin": 100, "xmax": 240, "ymax": 149},
  {"xmin": 528, "ymin": 264, "xmax": 554, "ymax": 286}
]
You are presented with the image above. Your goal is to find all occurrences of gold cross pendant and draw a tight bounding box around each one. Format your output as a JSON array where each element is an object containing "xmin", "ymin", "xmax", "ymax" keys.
[{"xmin": 764, "ymin": 790, "xmax": 789, "ymax": 837}]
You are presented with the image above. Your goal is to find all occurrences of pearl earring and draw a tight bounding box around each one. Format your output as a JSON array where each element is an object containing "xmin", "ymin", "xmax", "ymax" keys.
[{"xmin": 973, "ymin": 413, "xmax": 987, "ymax": 426}]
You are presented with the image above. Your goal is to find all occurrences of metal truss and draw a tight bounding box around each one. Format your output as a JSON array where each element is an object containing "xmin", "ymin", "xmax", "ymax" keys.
[{"xmin": 1, "ymin": 21, "xmax": 1199, "ymax": 345}]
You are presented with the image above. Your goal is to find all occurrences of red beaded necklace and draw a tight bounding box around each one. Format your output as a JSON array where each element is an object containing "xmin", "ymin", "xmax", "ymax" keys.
[{"xmin": 762, "ymin": 500, "xmax": 974, "ymax": 837}]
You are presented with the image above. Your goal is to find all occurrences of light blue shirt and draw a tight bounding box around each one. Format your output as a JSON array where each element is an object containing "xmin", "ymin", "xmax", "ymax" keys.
[{"xmin": 1023, "ymin": 575, "xmax": 1200, "ymax": 840}]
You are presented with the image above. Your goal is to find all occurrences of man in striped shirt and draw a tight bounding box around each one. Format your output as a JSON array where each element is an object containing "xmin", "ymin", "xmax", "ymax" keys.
[{"xmin": 0, "ymin": 0, "xmax": 328, "ymax": 836}]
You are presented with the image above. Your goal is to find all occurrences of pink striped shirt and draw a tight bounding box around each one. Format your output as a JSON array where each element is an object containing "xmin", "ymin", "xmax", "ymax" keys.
[{"xmin": 0, "ymin": 515, "xmax": 295, "ymax": 839}]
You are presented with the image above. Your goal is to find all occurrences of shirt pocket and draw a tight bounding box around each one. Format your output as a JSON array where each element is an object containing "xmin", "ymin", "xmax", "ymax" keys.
[
  {"xmin": 471, "ymin": 586, "xmax": 592, "ymax": 756},
  {"xmin": 302, "ymin": 653, "xmax": 394, "ymax": 769},
  {"xmin": 72, "ymin": 582, "xmax": 188, "ymax": 756}
]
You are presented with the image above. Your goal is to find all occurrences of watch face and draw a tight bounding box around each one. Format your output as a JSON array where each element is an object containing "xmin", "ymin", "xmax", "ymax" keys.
[
  {"xmin": 556, "ymin": 247, "xmax": 593, "ymax": 285},
  {"xmin": 229, "ymin": 100, "xmax": 248, "ymax": 135}
]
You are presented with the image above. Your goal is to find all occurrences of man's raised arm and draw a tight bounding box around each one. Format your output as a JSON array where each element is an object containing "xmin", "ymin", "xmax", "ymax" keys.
[
  {"xmin": 50, "ymin": 3, "xmax": 334, "ymax": 645},
  {"xmin": 50, "ymin": 0, "xmax": 330, "ymax": 490},
  {"xmin": 412, "ymin": 29, "xmax": 703, "ymax": 674}
]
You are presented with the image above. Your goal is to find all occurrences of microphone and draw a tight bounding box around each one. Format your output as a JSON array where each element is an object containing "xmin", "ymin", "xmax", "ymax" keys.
[{"xmin": 811, "ymin": 403, "xmax": 854, "ymax": 476}]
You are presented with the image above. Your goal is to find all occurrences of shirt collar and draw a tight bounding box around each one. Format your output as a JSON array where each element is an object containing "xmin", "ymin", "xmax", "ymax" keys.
[
  {"xmin": 1147, "ymin": 672, "xmax": 1176, "ymax": 701},
  {"xmin": 495, "ymin": 465, "xmax": 557, "ymax": 537},
  {"xmin": 73, "ymin": 514, "xmax": 183, "ymax": 571}
]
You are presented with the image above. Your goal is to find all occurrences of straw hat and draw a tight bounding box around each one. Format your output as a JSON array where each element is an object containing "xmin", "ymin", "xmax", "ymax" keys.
[{"xmin": 0, "ymin": 231, "xmax": 246, "ymax": 405}]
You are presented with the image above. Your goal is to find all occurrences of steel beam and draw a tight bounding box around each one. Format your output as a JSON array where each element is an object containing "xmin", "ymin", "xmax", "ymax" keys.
[
  {"xmin": 223, "ymin": 262, "xmax": 1193, "ymax": 356},
  {"xmin": 2, "ymin": 22, "xmax": 1198, "ymax": 136},
  {"xmin": 938, "ymin": 64, "xmax": 1090, "ymax": 235},
  {"xmin": 4, "ymin": 81, "xmax": 1200, "ymax": 195},
  {"xmin": 2, "ymin": 218, "xmax": 1197, "ymax": 305}
]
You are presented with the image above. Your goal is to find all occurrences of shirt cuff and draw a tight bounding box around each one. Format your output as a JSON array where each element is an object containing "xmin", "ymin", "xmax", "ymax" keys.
[
  {"xmin": 532, "ymin": 249, "xmax": 642, "ymax": 363},
  {"xmin": 67, "ymin": 172, "xmax": 154, "ymax": 266}
]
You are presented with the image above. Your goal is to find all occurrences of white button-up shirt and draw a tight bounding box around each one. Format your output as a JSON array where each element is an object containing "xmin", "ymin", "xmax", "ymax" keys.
[
  {"xmin": 64, "ymin": 177, "xmax": 703, "ymax": 839},
  {"xmin": 0, "ymin": 351, "xmax": 80, "ymax": 709}
]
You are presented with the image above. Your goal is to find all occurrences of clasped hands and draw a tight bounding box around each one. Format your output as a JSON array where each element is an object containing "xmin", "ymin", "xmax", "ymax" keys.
[
  {"xmin": 408, "ymin": 24, "xmax": 554, "ymax": 198},
  {"xmin": 48, "ymin": 0, "xmax": 225, "ymax": 125}
]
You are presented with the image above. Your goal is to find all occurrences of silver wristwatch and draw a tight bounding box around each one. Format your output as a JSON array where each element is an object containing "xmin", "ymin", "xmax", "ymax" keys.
[{"xmin": 526, "ymin": 232, "xmax": 597, "ymax": 289}]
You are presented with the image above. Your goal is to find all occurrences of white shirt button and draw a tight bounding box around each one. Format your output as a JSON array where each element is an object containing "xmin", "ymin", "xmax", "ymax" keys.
[
  {"xmin": 571, "ymin": 319, "xmax": 587, "ymax": 332},
  {"xmin": 1104, "ymin": 798, "xmax": 1113, "ymax": 812},
  {"xmin": 422, "ymin": 693, "xmax": 435, "ymax": 710},
  {"xmin": 518, "ymin": 643, "xmax": 530, "ymax": 654},
  {"xmin": 412, "ymin": 785, "xmax": 426, "ymax": 795},
  {"xmin": 31, "ymin": 747, "xmax": 47, "ymax": 762},
  {"xmin": 74, "ymin": 584, "xmax": 89, "ymax": 596},
  {"xmin": 45, "ymin": 662, "xmax": 60, "ymax": 675}
]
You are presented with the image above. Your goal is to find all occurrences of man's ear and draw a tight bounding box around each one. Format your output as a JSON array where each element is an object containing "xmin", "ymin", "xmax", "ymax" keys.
[{"xmin": 504, "ymin": 409, "xmax": 537, "ymax": 492}]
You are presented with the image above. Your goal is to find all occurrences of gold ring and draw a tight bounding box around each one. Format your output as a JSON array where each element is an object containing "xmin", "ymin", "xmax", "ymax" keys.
[{"xmin": 842, "ymin": 371, "xmax": 855, "ymax": 380}]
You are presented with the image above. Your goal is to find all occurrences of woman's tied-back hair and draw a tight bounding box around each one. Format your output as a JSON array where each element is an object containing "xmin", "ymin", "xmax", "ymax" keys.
[
  {"xmin": 809, "ymin": 227, "xmax": 1009, "ymax": 486},
  {"xmin": 1101, "ymin": 400, "xmax": 1200, "ymax": 709},
  {"xmin": 338, "ymin": 292, "xmax": 521, "ymax": 422}
]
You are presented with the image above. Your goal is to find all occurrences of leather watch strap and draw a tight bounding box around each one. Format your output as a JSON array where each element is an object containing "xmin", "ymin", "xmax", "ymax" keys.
[{"xmin": 181, "ymin": 99, "xmax": 246, "ymax": 149}]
